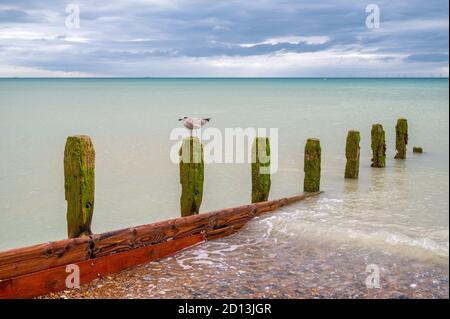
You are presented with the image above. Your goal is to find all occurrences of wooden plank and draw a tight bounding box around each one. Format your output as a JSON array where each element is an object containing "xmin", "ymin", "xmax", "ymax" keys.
[
  {"xmin": 92, "ymin": 205, "xmax": 258, "ymax": 257},
  {"xmin": 206, "ymin": 225, "xmax": 245, "ymax": 240},
  {"xmin": 0, "ymin": 192, "xmax": 320, "ymax": 286},
  {"xmin": 0, "ymin": 234, "xmax": 205, "ymax": 299},
  {"xmin": 92, "ymin": 216, "xmax": 211, "ymax": 258},
  {"xmin": 91, "ymin": 227, "xmax": 137, "ymax": 258},
  {"xmin": 0, "ymin": 236, "xmax": 92, "ymax": 280}
]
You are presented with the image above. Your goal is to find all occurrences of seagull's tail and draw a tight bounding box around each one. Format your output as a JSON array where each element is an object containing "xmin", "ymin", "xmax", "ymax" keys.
[{"xmin": 203, "ymin": 117, "xmax": 212, "ymax": 122}]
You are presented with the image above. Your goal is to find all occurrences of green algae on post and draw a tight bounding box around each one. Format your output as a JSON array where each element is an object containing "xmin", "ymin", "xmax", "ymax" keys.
[
  {"xmin": 251, "ymin": 137, "xmax": 271, "ymax": 203},
  {"xmin": 64, "ymin": 135, "xmax": 95, "ymax": 238},
  {"xmin": 345, "ymin": 130, "xmax": 360, "ymax": 179},
  {"xmin": 179, "ymin": 137, "xmax": 204, "ymax": 217},
  {"xmin": 371, "ymin": 124, "xmax": 386, "ymax": 168},
  {"xmin": 395, "ymin": 118, "xmax": 408, "ymax": 159},
  {"xmin": 304, "ymin": 138, "xmax": 321, "ymax": 192},
  {"xmin": 413, "ymin": 147, "xmax": 423, "ymax": 153}
]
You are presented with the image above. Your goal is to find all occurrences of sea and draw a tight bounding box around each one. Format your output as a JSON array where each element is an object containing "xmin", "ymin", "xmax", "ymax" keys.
[{"xmin": 1, "ymin": 78, "xmax": 448, "ymax": 298}]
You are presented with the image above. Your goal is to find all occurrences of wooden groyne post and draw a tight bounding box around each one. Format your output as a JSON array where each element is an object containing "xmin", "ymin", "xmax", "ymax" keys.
[
  {"xmin": 64, "ymin": 135, "xmax": 95, "ymax": 238},
  {"xmin": 371, "ymin": 124, "xmax": 386, "ymax": 168},
  {"xmin": 179, "ymin": 136, "xmax": 204, "ymax": 217},
  {"xmin": 251, "ymin": 137, "xmax": 271, "ymax": 203},
  {"xmin": 304, "ymin": 138, "xmax": 321, "ymax": 192},
  {"xmin": 345, "ymin": 130, "xmax": 360, "ymax": 179},
  {"xmin": 395, "ymin": 118, "xmax": 408, "ymax": 159}
]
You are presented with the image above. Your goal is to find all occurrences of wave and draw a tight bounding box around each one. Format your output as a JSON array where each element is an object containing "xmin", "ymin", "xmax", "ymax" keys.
[{"xmin": 248, "ymin": 208, "xmax": 449, "ymax": 263}]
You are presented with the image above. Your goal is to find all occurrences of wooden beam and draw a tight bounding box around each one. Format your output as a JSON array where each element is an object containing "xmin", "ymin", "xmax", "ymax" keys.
[
  {"xmin": 0, "ymin": 192, "xmax": 320, "ymax": 298},
  {"xmin": 0, "ymin": 236, "xmax": 92, "ymax": 280},
  {"xmin": 0, "ymin": 234, "xmax": 205, "ymax": 299}
]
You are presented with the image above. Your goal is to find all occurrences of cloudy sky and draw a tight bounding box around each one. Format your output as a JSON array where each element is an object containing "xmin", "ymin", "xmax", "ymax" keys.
[{"xmin": 0, "ymin": 0, "xmax": 448, "ymax": 77}]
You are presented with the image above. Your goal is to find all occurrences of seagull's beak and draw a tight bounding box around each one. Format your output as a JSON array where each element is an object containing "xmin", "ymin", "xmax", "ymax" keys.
[{"xmin": 178, "ymin": 118, "xmax": 183, "ymax": 121}]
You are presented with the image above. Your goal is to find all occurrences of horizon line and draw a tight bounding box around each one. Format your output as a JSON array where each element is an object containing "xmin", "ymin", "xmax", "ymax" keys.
[{"xmin": 0, "ymin": 76, "xmax": 448, "ymax": 80}]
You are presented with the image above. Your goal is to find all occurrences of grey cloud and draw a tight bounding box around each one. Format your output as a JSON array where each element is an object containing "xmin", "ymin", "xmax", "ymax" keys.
[
  {"xmin": 0, "ymin": 9, "xmax": 37, "ymax": 23},
  {"xmin": 0, "ymin": 0, "xmax": 448, "ymax": 76},
  {"xmin": 405, "ymin": 53, "xmax": 449, "ymax": 63}
]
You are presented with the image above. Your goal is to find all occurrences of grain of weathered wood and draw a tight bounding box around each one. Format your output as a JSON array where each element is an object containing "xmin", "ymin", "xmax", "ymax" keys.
[
  {"xmin": 0, "ymin": 234, "xmax": 204, "ymax": 299},
  {"xmin": 0, "ymin": 236, "xmax": 91, "ymax": 280},
  {"xmin": 206, "ymin": 225, "xmax": 244, "ymax": 240},
  {"xmin": 93, "ymin": 205, "xmax": 257, "ymax": 257},
  {"xmin": 91, "ymin": 228, "xmax": 137, "ymax": 257}
]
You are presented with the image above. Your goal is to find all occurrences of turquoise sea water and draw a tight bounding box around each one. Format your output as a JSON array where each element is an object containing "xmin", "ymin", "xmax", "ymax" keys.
[{"xmin": 0, "ymin": 78, "xmax": 448, "ymax": 269}]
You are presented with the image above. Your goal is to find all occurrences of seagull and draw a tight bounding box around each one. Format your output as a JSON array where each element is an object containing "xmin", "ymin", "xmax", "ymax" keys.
[{"xmin": 178, "ymin": 116, "xmax": 211, "ymax": 136}]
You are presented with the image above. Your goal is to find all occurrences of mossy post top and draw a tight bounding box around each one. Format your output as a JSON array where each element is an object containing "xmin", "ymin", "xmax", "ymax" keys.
[
  {"xmin": 305, "ymin": 138, "xmax": 321, "ymax": 154},
  {"xmin": 371, "ymin": 123, "xmax": 384, "ymax": 131},
  {"xmin": 67, "ymin": 134, "xmax": 92, "ymax": 141},
  {"xmin": 347, "ymin": 130, "xmax": 360, "ymax": 138}
]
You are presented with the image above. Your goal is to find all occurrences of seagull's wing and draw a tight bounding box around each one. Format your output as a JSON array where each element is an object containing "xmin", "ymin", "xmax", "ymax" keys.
[{"xmin": 201, "ymin": 118, "xmax": 211, "ymax": 126}]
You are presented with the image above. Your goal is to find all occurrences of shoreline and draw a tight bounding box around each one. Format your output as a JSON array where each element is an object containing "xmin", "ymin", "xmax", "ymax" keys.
[{"xmin": 40, "ymin": 217, "xmax": 449, "ymax": 299}]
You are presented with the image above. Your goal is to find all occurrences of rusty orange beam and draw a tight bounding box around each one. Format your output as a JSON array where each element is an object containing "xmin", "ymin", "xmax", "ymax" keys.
[
  {"xmin": 0, "ymin": 192, "xmax": 321, "ymax": 299},
  {"xmin": 0, "ymin": 234, "xmax": 205, "ymax": 299}
]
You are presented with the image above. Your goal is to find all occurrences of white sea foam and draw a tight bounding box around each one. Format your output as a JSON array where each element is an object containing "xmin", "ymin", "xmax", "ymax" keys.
[{"xmin": 246, "ymin": 206, "xmax": 449, "ymax": 262}]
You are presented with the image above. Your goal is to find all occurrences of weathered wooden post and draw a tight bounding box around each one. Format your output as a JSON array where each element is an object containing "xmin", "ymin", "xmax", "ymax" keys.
[
  {"xmin": 304, "ymin": 138, "xmax": 321, "ymax": 192},
  {"xmin": 251, "ymin": 137, "xmax": 271, "ymax": 203},
  {"xmin": 179, "ymin": 136, "xmax": 204, "ymax": 217},
  {"xmin": 394, "ymin": 118, "xmax": 408, "ymax": 159},
  {"xmin": 345, "ymin": 130, "xmax": 360, "ymax": 179},
  {"xmin": 371, "ymin": 124, "xmax": 386, "ymax": 168},
  {"xmin": 64, "ymin": 135, "xmax": 95, "ymax": 238},
  {"xmin": 413, "ymin": 146, "xmax": 423, "ymax": 153}
]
